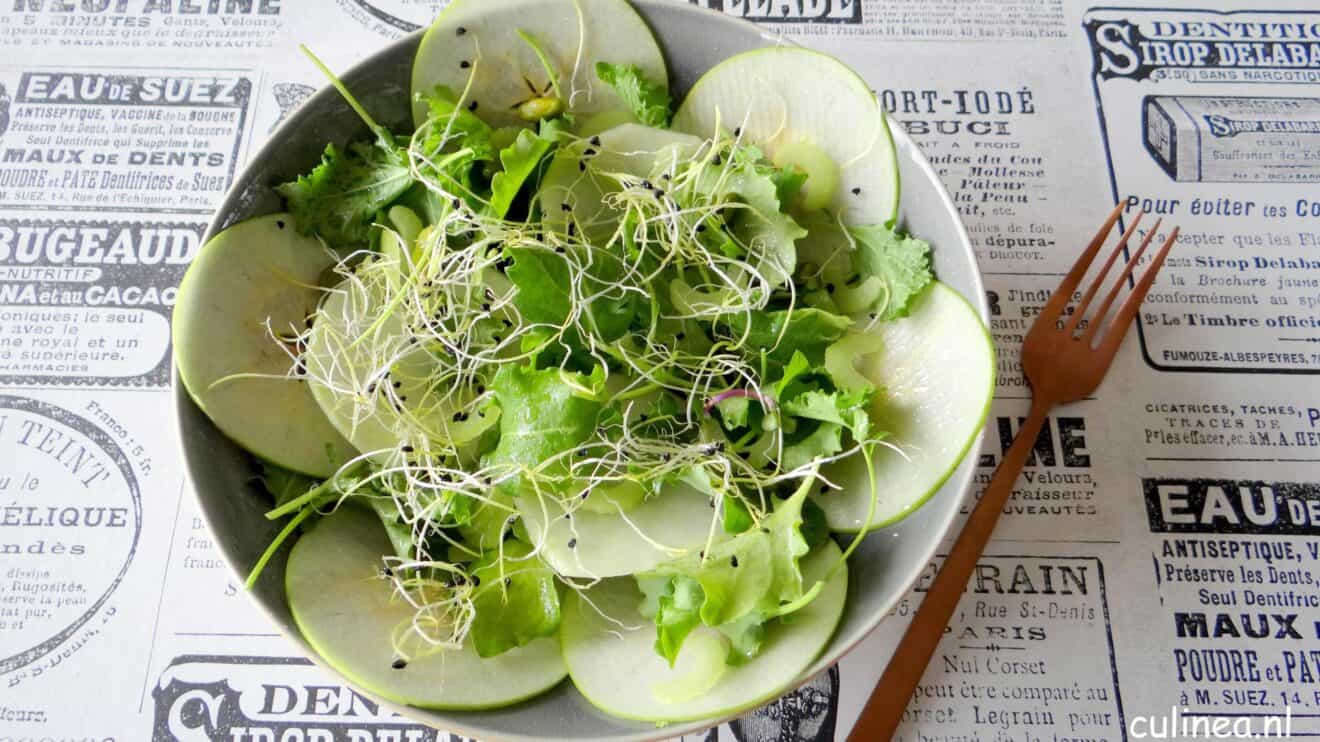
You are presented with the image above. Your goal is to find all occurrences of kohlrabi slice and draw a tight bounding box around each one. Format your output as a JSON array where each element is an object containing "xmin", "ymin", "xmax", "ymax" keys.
[
  {"xmin": 517, "ymin": 481, "xmax": 719, "ymax": 578},
  {"xmin": 816, "ymin": 282, "xmax": 994, "ymax": 531},
  {"xmin": 540, "ymin": 123, "xmax": 702, "ymax": 243},
  {"xmin": 673, "ymin": 47, "xmax": 898, "ymax": 225},
  {"xmin": 304, "ymin": 277, "xmax": 498, "ymax": 458},
  {"xmin": 173, "ymin": 213, "xmax": 354, "ymax": 477},
  {"xmin": 287, "ymin": 505, "xmax": 567, "ymax": 709},
  {"xmin": 411, "ymin": 0, "xmax": 667, "ymax": 129},
  {"xmin": 561, "ymin": 539, "xmax": 847, "ymax": 722}
]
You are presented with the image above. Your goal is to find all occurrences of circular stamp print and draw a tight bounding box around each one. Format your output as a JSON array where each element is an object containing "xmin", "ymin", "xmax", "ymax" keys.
[{"xmin": 0, "ymin": 394, "xmax": 142, "ymax": 675}]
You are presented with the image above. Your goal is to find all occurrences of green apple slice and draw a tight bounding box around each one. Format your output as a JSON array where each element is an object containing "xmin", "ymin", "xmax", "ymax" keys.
[
  {"xmin": 173, "ymin": 214, "xmax": 354, "ymax": 477},
  {"xmin": 539, "ymin": 122, "xmax": 702, "ymax": 243},
  {"xmin": 816, "ymin": 282, "xmax": 995, "ymax": 531},
  {"xmin": 287, "ymin": 505, "xmax": 567, "ymax": 709},
  {"xmin": 673, "ymin": 47, "xmax": 898, "ymax": 225},
  {"xmin": 411, "ymin": 0, "xmax": 667, "ymax": 129},
  {"xmin": 561, "ymin": 540, "xmax": 847, "ymax": 722},
  {"xmin": 303, "ymin": 277, "xmax": 497, "ymax": 458},
  {"xmin": 517, "ymin": 481, "xmax": 718, "ymax": 578}
]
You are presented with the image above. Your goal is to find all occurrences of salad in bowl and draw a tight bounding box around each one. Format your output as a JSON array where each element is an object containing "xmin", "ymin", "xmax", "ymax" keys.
[{"xmin": 173, "ymin": 0, "xmax": 994, "ymax": 730}]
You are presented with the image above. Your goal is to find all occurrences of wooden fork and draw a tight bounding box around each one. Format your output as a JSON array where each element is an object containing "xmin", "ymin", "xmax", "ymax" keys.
[{"xmin": 847, "ymin": 203, "xmax": 1179, "ymax": 741}]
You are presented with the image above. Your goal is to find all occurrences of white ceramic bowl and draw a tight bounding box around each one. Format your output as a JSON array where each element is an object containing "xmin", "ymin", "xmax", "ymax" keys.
[{"xmin": 175, "ymin": 3, "xmax": 985, "ymax": 739}]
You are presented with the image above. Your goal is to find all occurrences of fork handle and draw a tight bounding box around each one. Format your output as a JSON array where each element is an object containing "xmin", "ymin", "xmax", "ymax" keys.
[{"xmin": 847, "ymin": 399, "xmax": 1052, "ymax": 741}]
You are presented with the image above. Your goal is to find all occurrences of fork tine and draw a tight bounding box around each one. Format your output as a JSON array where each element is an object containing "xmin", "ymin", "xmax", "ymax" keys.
[
  {"xmin": 1096, "ymin": 227, "xmax": 1180, "ymax": 356},
  {"xmin": 1064, "ymin": 214, "xmax": 1151, "ymax": 335},
  {"xmin": 1077, "ymin": 218, "xmax": 1162, "ymax": 341},
  {"xmin": 1033, "ymin": 202, "xmax": 1126, "ymax": 333}
]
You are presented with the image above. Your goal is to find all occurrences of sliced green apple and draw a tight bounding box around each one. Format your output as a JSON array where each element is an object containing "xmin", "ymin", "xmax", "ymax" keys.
[
  {"xmin": 539, "ymin": 122, "xmax": 702, "ymax": 243},
  {"xmin": 287, "ymin": 505, "xmax": 567, "ymax": 709},
  {"xmin": 517, "ymin": 481, "xmax": 718, "ymax": 578},
  {"xmin": 303, "ymin": 277, "xmax": 498, "ymax": 458},
  {"xmin": 173, "ymin": 214, "xmax": 354, "ymax": 477},
  {"xmin": 561, "ymin": 539, "xmax": 847, "ymax": 722},
  {"xmin": 411, "ymin": 0, "xmax": 667, "ymax": 129},
  {"xmin": 673, "ymin": 47, "xmax": 898, "ymax": 225},
  {"xmin": 816, "ymin": 282, "xmax": 995, "ymax": 531}
]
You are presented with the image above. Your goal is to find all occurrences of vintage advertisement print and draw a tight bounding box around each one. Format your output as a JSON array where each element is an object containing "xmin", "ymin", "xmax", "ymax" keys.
[
  {"xmin": 0, "ymin": 67, "xmax": 254, "ymax": 215},
  {"xmin": 1127, "ymin": 464, "xmax": 1320, "ymax": 736},
  {"xmin": 0, "ymin": 219, "xmax": 198, "ymax": 388},
  {"xmin": 0, "ymin": 1, "xmax": 287, "ymax": 53},
  {"xmin": 1083, "ymin": 7, "xmax": 1320, "ymax": 375},
  {"xmin": 0, "ymin": 394, "xmax": 141, "ymax": 680}
]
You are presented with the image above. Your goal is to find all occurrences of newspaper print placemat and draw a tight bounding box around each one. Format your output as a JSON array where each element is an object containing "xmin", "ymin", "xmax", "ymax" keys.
[{"xmin": 2, "ymin": 1, "xmax": 1318, "ymax": 740}]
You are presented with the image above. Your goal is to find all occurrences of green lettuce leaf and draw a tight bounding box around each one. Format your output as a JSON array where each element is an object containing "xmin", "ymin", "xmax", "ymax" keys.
[
  {"xmin": 594, "ymin": 62, "xmax": 671, "ymax": 128},
  {"xmin": 258, "ymin": 462, "xmax": 318, "ymax": 508},
  {"xmin": 487, "ymin": 127, "xmax": 556, "ymax": 219},
  {"xmin": 693, "ymin": 144, "xmax": 806, "ymax": 288},
  {"xmin": 482, "ymin": 364, "xmax": 603, "ymax": 496},
  {"xmin": 469, "ymin": 540, "xmax": 561, "ymax": 657},
  {"xmin": 505, "ymin": 247, "xmax": 636, "ymax": 343},
  {"xmin": 364, "ymin": 496, "xmax": 414, "ymax": 560},
  {"xmin": 276, "ymin": 138, "xmax": 413, "ymax": 246},
  {"xmin": 848, "ymin": 223, "xmax": 933, "ymax": 320},
  {"xmin": 719, "ymin": 308, "xmax": 851, "ymax": 366},
  {"xmin": 636, "ymin": 481, "xmax": 814, "ymax": 665},
  {"xmin": 638, "ymin": 574, "xmax": 705, "ymax": 665}
]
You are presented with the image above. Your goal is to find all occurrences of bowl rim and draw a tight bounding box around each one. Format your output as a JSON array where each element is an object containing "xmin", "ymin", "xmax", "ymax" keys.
[{"xmin": 174, "ymin": 3, "xmax": 986, "ymax": 739}]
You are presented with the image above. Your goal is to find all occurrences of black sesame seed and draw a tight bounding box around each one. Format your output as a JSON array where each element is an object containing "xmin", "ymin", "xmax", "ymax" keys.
[
  {"xmin": 276, "ymin": 220, "xmax": 286, "ymax": 229},
  {"xmin": 492, "ymin": 335, "xmax": 502, "ymax": 343},
  {"xmin": 699, "ymin": 550, "xmax": 705, "ymax": 559},
  {"xmin": 476, "ymin": 384, "xmax": 485, "ymax": 394},
  {"xmin": 590, "ymin": 136, "xmax": 601, "ymax": 146},
  {"xmin": 481, "ymin": 302, "xmax": 490, "ymax": 311},
  {"xmin": 402, "ymin": 445, "xmax": 415, "ymax": 453},
  {"xmin": 567, "ymin": 538, "xmax": 578, "ymax": 549},
  {"xmin": 730, "ymin": 555, "xmax": 739, "ymax": 568},
  {"xmin": 578, "ymin": 161, "xmax": 586, "ymax": 172},
  {"xmin": 555, "ymin": 246, "xmax": 566, "ymax": 254},
  {"xmin": 761, "ymin": 527, "xmax": 770, "ymax": 534},
  {"xmin": 738, "ymin": 451, "xmax": 751, "ymax": 460},
  {"xmin": 468, "ymin": 100, "xmax": 479, "ymax": 112},
  {"xmin": 868, "ymin": 312, "xmax": 878, "ymax": 320},
  {"xmin": 825, "ymin": 283, "xmax": 836, "ymax": 293},
  {"xmin": 391, "ymin": 658, "xmax": 407, "ymax": 670},
  {"xmin": 399, "ymin": 395, "xmax": 408, "ymax": 402},
  {"xmin": 662, "ymin": 173, "xmax": 671, "ymax": 181},
  {"xmin": 676, "ymin": 332, "xmax": 686, "ymax": 340},
  {"xmin": 566, "ymin": 223, "xmax": 576, "ymax": 237},
  {"xmin": 661, "ymin": 453, "xmax": 672, "ymax": 462},
  {"xmin": 642, "ymin": 180, "xmax": 653, "ymax": 190},
  {"xmin": 583, "ymin": 148, "xmax": 597, "ymax": 156},
  {"xmin": 733, "ymin": 127, "xmax": 742, "ymax": 136},
  {"xmin": 501, "ymin": 319, "xmax": 513, "ymax": 328},
  {"xmin": 393, "ymin": 381, "xmax": 402, "ymax": 388},
  {"xmin": 453, "ymin": 411, "xmax": 467, "ymax": 422},
  {"xmin": 851, "ymin": 187, "xmax": 862, "ymax": 195},
  {"xmin": 560, "ymin": 203, "xmax": 572, "ymax": 212},
  {"xmin": 819, "ymin": 484, "xmax": 829, "ymax": 494},
  {"xmin": 504, "ymin": 577, "xmax": 512, "ymax": 587},
  {"xmin": 712, "ymin": 155, "xmax": 722, "ymax": 166},
  {"xmin": 471, "ymin": 575, "xmax": 481, "ymax": 586},
  {"xmin": 696, "ymin": 224, "xmax": 706, "ymax": 233},
  {"xmin": 460, "ymin": 60, "xmax": 471, "ymax": 69},
  {"xmin": 456, "ymin": 26, "xmax": 467, "ymax": 35},
  {"xmin": 382, "ymin": 566, "xmax": 394, "ymax": 577},
  {"xmin": 451, "ymin": 198, "xmax": 461, "ymax": 209}
]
